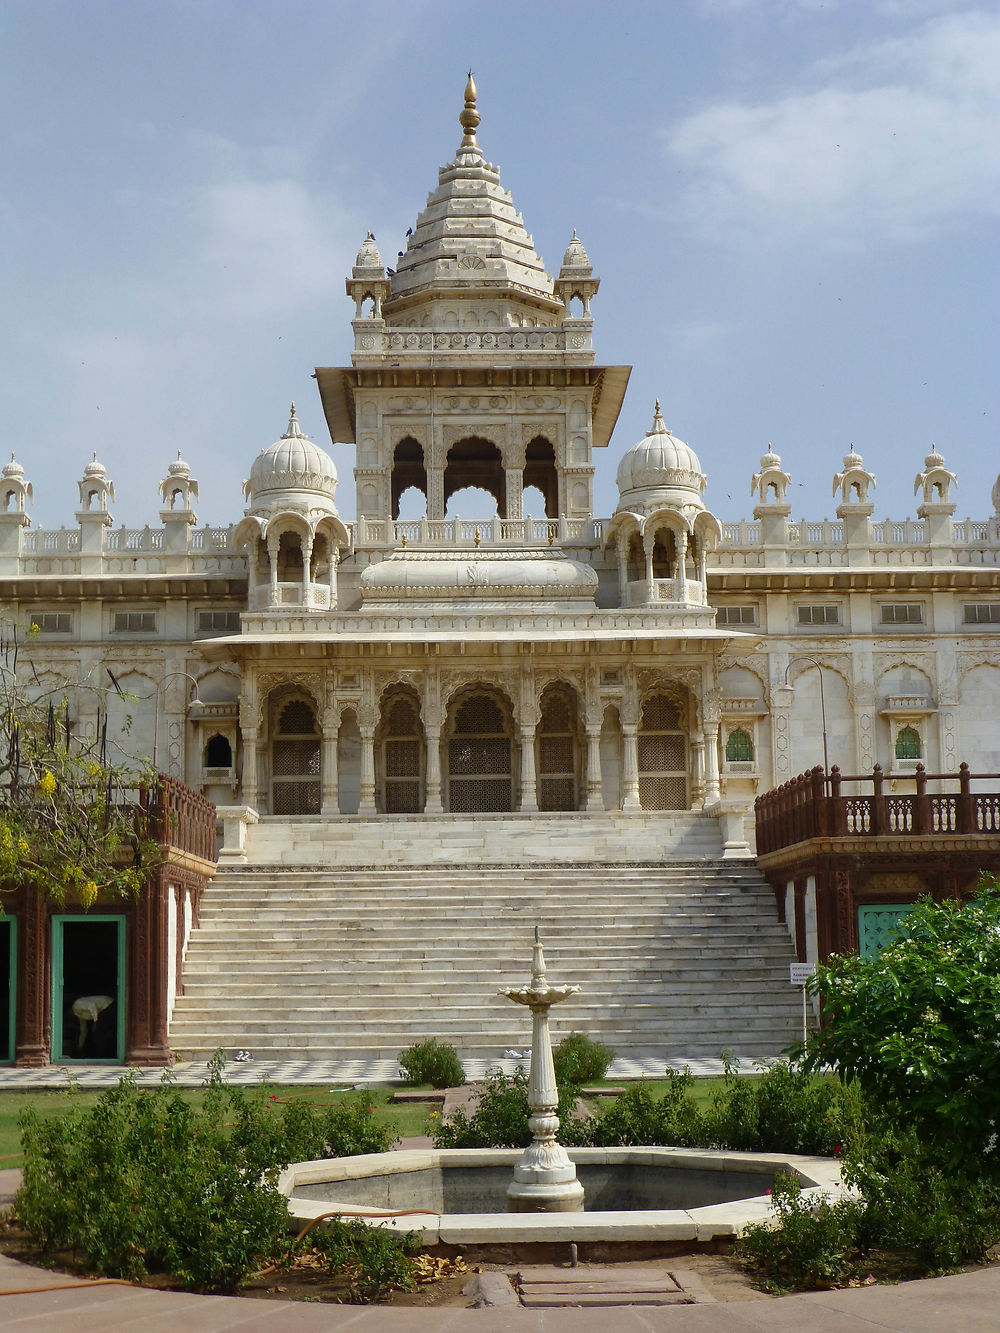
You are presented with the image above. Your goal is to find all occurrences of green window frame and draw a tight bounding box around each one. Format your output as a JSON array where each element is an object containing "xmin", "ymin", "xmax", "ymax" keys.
[
  {"xmin": 725, "ymin": 728, "xmax": 754, "ymax": 763},
  {"xmin": 51, "ymin": 915, "xmax": 126, "ymax": 1063},
  {"xmin": 895, "ymin": 726, "xmax": 921, "ymax": 760}
]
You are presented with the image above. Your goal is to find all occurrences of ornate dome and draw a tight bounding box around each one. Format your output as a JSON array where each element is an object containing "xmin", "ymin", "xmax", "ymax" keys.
[
  {"xmin": 245, "ymin": 406, "xmax": 339, "ymax": 511},
  {"xmin": 2, "ymin": 453, "xmax": 25, "ymax": 481},
  {"xmin": 353, "ymin": 231, "xmax": 383, "ymax": 272},
  {"xmin": 615, "ymin": 402, "xmax": 706, "ymax": 513},
  {"xmin": 560, "ymin": 229, "xmax": 590, "ymax": 270}
]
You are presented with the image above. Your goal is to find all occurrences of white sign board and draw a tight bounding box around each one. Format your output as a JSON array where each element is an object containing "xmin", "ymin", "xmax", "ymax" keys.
[{"xmin": 790, "ymin": 963, "xmax": 814, "ymax": 986}]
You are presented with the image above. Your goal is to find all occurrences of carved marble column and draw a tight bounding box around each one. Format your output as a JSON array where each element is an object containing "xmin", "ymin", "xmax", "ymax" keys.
[
  {"xmin": 621, "ymin": 724, "xmax": 640, "ymax": 811},
  {"xmin": 505, "ymin": 468, "xmax": 523, "ymax": 522},
  {"xmin": 321, "ymin": 708, "xmax": 339, "ymax": 815},
  {"xmin": 520, "ymin": 726, "xmax": 538, "ymax": 812},
  {"xmin": 584, "ymin": 726, "xmax": 602, "ymax": 811},
  {"xmin": 266, "ymin": 530, "xmax": 280, "ymax": 605},
  {"xmin": 427, "ymin": 468, "xmax": 445, "ymax": 522},
  {"xmin": 703, "ymin": 722, "xmax": 721, "ymax": 808},
  {"xmin": 301, "ymin": 531, "xmax": 314, "ymax": 606},
  {"xmin": 359, "ymin": 723, "xmax": 376, "ymax": 814},
  {"xmin": 425, "ymin": 726, "xmax": 444, "ymax": 812},
  {"xmin": 690, "ymin": 735, "xmax": 706, "ymax": 810},
  {"xmin": 675, "ymin": 530, "xmax": 689, "ymax": 602},
  {"xmin": 616, "ymin": 536, "xmax": 628, "ymax": 606},
  {"xmin": 241, "ymin": 726, "xmax": 259, "ymax": 810}
]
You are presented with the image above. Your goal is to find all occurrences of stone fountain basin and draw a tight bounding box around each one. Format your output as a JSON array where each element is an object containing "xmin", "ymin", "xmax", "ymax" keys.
[{"xmin": 279, "ymin": 1147, "xmax": 843, "ymax": 1249}]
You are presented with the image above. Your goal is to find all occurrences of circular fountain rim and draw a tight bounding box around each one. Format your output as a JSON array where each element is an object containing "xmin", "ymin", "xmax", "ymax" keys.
[{"xmin": 278, "ymin": 1145, "xmax": 844, "ymax": 1247}]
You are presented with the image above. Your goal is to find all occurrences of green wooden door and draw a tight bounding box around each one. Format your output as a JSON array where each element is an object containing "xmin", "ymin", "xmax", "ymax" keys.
[{"xmin": 51, "ymin": 916, "xmax": 125, "ymax": 1062}]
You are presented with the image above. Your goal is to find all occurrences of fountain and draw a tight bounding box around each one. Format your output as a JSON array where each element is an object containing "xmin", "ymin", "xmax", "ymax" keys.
[
  {"xmin": 500, "ymin": 926, "xmax": 584, "ymax": 1212},
  {"xmin": 278, "ymin": 930, "xmax": 843, "ymax": 1259}
]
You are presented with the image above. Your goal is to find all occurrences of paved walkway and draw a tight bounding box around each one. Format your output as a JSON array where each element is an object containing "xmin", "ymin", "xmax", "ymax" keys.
[
  {"xmin": 0, "ymin": 1053, "xmax": 780, "ymax": 1089},
  {"xmin": 1, "ymin": 1249, "xmax": 999, "ymax": 1329}
]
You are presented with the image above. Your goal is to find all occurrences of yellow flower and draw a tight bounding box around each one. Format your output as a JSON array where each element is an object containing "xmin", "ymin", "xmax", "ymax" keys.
[
  {"xmin": 39, "ymin": 770, "xmax": 57, "ymax": 797},
  {"xmin": 79, "ymin": 880, "xmax": 99, "ymax": 909},
  {"xmin": 16, "ymin": 839, "xmax": 29, "ymax": 857}
]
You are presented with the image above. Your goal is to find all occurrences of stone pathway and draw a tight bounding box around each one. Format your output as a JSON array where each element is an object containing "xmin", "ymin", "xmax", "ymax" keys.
[
  {"xmin": 0, "ymin": 1052, "xmax": 779, "ymax": 1089},
  {"xmin": 2, "ymin": 1250, "xmax": 1000, "ymax": 1328}
]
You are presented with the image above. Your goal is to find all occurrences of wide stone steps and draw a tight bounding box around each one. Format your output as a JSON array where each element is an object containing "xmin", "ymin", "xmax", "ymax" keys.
[{"xmin": 169, "ymin": 844, "xmax": 803, "ymax": 1062}]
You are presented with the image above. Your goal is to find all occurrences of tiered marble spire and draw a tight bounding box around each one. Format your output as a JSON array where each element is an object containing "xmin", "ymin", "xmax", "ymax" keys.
[{"xmin": 383, "ymin": 76, "xmax": 560, "ymax": 315}]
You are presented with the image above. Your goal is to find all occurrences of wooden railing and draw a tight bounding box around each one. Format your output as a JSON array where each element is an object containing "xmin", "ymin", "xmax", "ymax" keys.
[
  {"xmin": 142, "ymin": 774, "xmax": 217, "ymax": 865},
  {"xmin": 756, "ymin": 763, "xmax": 1000, "ymax": 855}
]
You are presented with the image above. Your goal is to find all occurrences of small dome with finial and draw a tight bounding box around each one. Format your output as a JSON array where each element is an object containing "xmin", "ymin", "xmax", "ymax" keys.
[
  {"xmin": 561, "ymin": 230, "xmax": 590, "ymax": 270},
  {"xmin": 615, "ymin": 401, "xmax": 706, "ymax": 512},
  {"xmin": 245, "ymin": 405, "xmax": 339, "ymax": 511},
  {"xmin": 2, "ymin": 453, "xmax": 25, "ymax": 480},
  {"xmin": 354, "ymin": 231, "xmax": 383, "ymax": 270},
  {"xmin": 83, "ymin": 452, "xmax": 107, "ymax": 481},
  {"xmin": 166, "ymin": 451, "xmax": 191, "ymax": 478}
]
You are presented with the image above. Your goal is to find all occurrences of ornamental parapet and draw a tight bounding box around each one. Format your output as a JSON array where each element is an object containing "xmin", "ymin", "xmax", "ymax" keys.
[{"xmin": 352, "ymin": 325, "xmax": 594, "ymax": 359}]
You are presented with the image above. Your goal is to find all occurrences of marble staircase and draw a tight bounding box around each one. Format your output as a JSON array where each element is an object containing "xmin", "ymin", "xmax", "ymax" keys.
[{"xmin": 169, "ymin": 814, "xmax": 804, "ymax": 1064}]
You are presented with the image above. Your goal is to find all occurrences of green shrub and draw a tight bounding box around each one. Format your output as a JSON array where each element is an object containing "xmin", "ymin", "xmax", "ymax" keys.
[
  {"xmin": 431, "ymin": 1066, "xmax": 580, "ymax": 1148},
  {"xmin": 15, "ymin": 1055, "xmax": 398, "ymax": 1293},
  {"xmin": 553, "ymin": 1032, "xmax": 614, "ymax": 1086},
  {"xmin": 802, "ymin": 879, "xmax": 1000, "ymax": 1177},
  {"xmin": 305, "ymin": 1217, "xmax": 420, "ymax": 1301},
  {"xmin": 584, "ymin": 1069, "xmax": 704, "ymax": 1147},
  {"xmin": 736, "ymin": 1172, "xmax": 865, "ymax": 1293},
  {"xmin": 398, "ymin": 1038, "xmax": 465, "ymax": 1089},
  {"xmin": 701, "ymin": 1055, "xmax": 864, "ymax": 1156}
]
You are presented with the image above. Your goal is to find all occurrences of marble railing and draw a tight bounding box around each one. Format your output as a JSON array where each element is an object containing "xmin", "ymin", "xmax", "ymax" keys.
[
  {"xmin": 353, "ymin": 324, "xmax": 594, "ymax": 356},
  {"xmin": 8, "ymin": 512, "xmax": 1000, "ymax": 574}
]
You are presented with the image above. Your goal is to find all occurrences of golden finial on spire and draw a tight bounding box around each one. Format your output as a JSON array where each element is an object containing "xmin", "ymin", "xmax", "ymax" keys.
[{"xmin": 459, "ymin": 70, "xmax": 480, "ymax": 149}]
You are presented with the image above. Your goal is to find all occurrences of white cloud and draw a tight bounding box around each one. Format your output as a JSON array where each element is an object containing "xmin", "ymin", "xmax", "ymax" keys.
[{"xmin": 664, "ymin": 9, "xmax": 1000, "ymax": 245}]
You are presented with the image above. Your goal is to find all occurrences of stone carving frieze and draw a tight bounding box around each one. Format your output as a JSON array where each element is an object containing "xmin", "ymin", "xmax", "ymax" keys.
[{"xmin": 957, "ymin": 651, "xmax": 1000, "ymax": 680}]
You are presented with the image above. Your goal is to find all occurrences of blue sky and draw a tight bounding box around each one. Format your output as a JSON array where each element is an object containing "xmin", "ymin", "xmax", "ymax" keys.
[{"xmin": 1, "ymin": 0, "xmax": 997, "ymax": 529}]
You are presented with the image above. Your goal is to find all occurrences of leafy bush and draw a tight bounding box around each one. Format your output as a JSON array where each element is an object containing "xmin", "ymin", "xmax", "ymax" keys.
[
  {"xmin": 306, "ymin": 1217, "xmax": 420, "ymax": 1301},
  {"xmin": 552, "ymin": 1032, "xmax": 614, "ymax": 1086},
  {"xmin": 398, "ymin": 1038, "xmax": 465, "ymax": 1089},
  {"xmin": 700, "ymin": 1055, "xmax": 863, "ymax": 1156},
  {"xmin": 736, "ymin": 1172, "xmax": 865, "ymax": 1293},
  {"xmin": 802, "ymin": 880, "xmax": 1000, "ymax": 1177},
  {"xmin": 431, "ymin": 1066, "xmax": 580, "ymax": 1148},
  {"xmin": 15, "ymin": 1056, "xmax": 397, "ymax": 1292},
  {"xmin": 583, "ymin": 1069, "xmax": 704, "ymax": 1147}
]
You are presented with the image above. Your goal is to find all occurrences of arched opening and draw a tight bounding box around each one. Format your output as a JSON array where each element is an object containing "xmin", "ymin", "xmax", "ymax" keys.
[
  {"xmin": 444, "ymin": 437, "xmax": 505, "ymax": 517},
  {"xmin": 276, "ymin": 531, "xmax": 304, "ymax": 582},
  {"xmin": 204, "ymin": 733, "xmax": 233, "ymax": 768},
  {"xmin": 626, "ymin": 533, "xmax": 643, "ymax": 582},
  {"xmin": 396, "ymin": 487, "xmax": 427, "ymax": 520},
  {"xmin": 445, "ymin": 688, "xmax": 515, "ymax": 813},
  {"xmin": 651, "ymin": 529, "xmax": 675, "ymax": 579},
  {"xmin": 599, "ymin": 705, "xmax": 623, "ymax": 810},
  {"xmin": 337, "ymin": 709, "xmax": 361, "ymax": 814},
  {"xmin": 376, "ymin": 688, "xmax": 425, "ymax": 813},
  {"xmin": 391, "ymin": 437, "xmax": 427, "ymax": 520},
  {"xmin": 523, "ymin": 436, "xmax": 558, "ymax": 518},
  {"xmin": 522, "ymin": 485, "xmax": 547, "ymax": 518},
  {"xmin": 638, "ymin": 692, "xmax": 688, "ymax": 811},
  {"xmin": 445, "ymin": 487, "xmax": 499, "ymax": 520},
  {"xmin": 536, "ymin": 685, "xmax": 581, "ymax": 811},
  {"xmin": 271, "ymin": 696, "xmax": 320, "ymax": 815}
]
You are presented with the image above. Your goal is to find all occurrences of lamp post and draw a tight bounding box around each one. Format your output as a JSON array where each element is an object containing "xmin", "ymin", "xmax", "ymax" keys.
[{"xmin": 776, "ymin": 656, "xmax": 829, "ymax": 775}]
